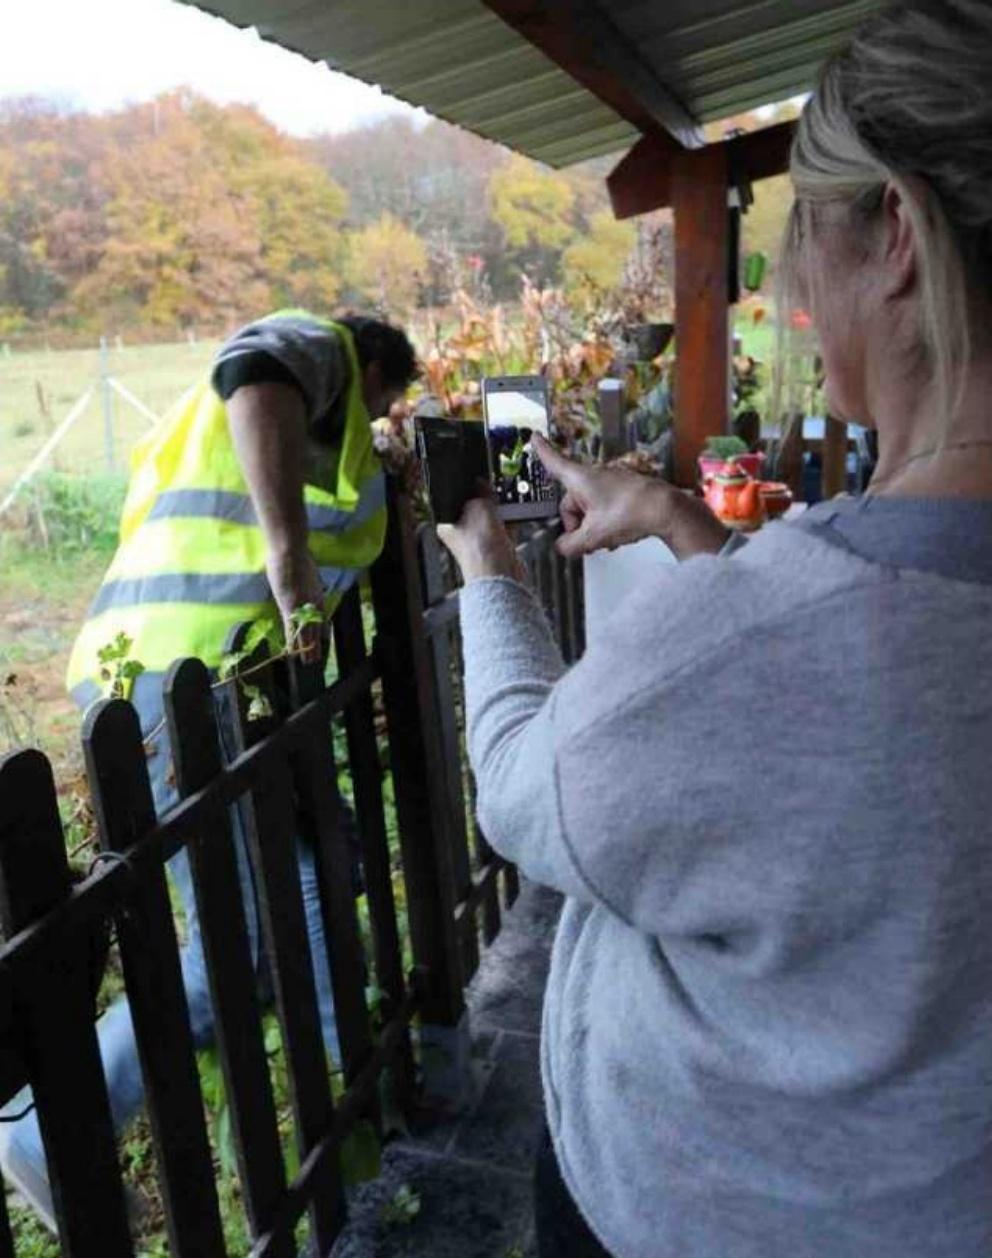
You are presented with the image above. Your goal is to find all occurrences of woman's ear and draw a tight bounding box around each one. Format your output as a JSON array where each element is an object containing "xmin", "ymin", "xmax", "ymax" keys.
[{"xmin": 880, "ymin": 179, "xmax": 921, "ymax": 301}]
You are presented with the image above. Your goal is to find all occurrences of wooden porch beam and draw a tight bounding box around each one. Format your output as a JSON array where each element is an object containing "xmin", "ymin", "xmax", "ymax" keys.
[
  {"xmin": 609, "ymin": 119, "xmax": 797, "ymax": 219},
  {"xmin": 673, "ymin": 144, "xmax": 730, "ymax": 489},
  {"xmin": 483, "ymin": 0, "xmax": 704, "ymax": 149}
]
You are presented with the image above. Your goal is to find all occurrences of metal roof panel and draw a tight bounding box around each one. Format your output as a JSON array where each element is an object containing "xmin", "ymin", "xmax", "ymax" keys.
[{"xmin": 180, "ymin": 0, "xmax": 884, "ymax": 164}]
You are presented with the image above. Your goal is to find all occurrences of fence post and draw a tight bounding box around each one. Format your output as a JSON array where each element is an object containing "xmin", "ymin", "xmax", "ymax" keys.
[
  {"xmin": 0, "ymin": 750, "xmax": 133, "ymax": 1257},
  {"xmin": 370, "ymin": 480, "xmax": 471, "ymax": 1108},
  {"xmin": 418, "ymin": 525, "xmax": 483, "ymax": 975}
]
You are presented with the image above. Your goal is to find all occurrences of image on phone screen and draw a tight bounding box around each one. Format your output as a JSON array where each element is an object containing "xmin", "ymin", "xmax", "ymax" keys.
[{"xmin": 484, "ymin": 385, "xmax": 557, "ymax": 508}]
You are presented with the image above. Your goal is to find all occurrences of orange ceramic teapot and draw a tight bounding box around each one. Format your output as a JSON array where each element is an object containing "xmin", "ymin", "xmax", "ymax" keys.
[{"xmin": 703, "ymin": 467, "xmax": 765, "ymax": 531}]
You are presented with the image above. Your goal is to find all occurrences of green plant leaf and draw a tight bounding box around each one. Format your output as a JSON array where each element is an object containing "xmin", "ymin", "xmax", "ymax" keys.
[
  {"xmin": 291, "ymin": 602, "xmax": 323, "ymax": 628},
  {"xmin": 381, "ymin": 1182, "xmax": 420, "ymax": 1226},
  {"xmin": 243, "ymin": 617, "xmax": 282, "ymax": 656},
  {"xmin": 246, "ymin": 689, "xmax": 274, "ymax": 721},
  {"xmin": 218, "ymin": 650, "xmax": 248, "ymax": 681},
  {"xmin": 702, "ymin": 435, "xmax": 748, "ymax": 459}
]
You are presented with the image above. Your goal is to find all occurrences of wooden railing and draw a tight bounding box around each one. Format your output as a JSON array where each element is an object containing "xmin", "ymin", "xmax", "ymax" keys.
[{"xmin": 0, "ymin": 479, "xmax": 584, "ymax": 1257}]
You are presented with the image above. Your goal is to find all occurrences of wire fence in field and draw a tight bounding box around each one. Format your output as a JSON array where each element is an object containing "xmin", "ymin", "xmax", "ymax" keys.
[{"xmin": 0, "ymin": 337, "xmax": 221, "ymax": 507}]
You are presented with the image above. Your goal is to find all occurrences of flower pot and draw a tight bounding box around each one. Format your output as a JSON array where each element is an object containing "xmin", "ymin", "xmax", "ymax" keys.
[
  {"xmin": 733, "ymin": 451, "xmax": 766, "ymax": 480},
  {"xmin": 697, "ymin": 453, "xmax": 730, "ymax": 483},
  {"xmin": 697, "ymin": 450, "xmax": 765, "ymax": 483},
  {"xmin": 759, "ymin": 481, "xmax": 793, "ymax": 519}
]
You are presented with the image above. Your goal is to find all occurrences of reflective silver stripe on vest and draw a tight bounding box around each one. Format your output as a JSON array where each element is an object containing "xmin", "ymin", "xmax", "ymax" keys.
[
  {"xmin": 88, "ymin": 564, "xmax": 359, "ymax": 616},
  {"xmin": 145, "ymin": 472, "xmax": 386, "ymax": 534},
  {"xmin": 320, "ymin": 566, "xmax": 359, "ymax": 597},
  {"xmin": 90, "ymin": 571, "xmax": 273, "ymax": 615}
]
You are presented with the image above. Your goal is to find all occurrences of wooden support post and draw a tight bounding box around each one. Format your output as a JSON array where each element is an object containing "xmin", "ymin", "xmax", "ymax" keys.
[
  {"xmin": 673, "ymin": 144, "xmax": 731, "ymax": 489},
  {"xmin": 822, "ymin": 416, "xmax": 849, "ymax": 499}
]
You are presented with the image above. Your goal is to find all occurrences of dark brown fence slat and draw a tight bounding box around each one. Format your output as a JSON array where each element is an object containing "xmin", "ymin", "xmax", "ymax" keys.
[
  {"xmin": 0, "ymin": 750, "xmax": 133, "ymax": 1257},
  {"xmin": 331, "ymin": 588, "xmax": 416, "ymax": 1110},
  {"xmin": 450, "ymin": 620, "xmax": 501, "ymax": 947},
  {"xmin": 287, "ymin": 645, "xmax": 375, "ymax": 1097},
  {"xmin": 83, "ymin": 699, "xmax": 227, "ymax": 1258},
  {"xmin": 223, "ymin": 628, "xmax": 346, "ymax": 1253},
  {"xmin": 419, "ymin": 526, "xmax": 480, "ymax": 981},
  {"xmin": 0, "ymin": 1168, "xmax": 13, "ymax": 1258},
  {"xmin": 537, "ymin": 535, "xmax": 556, "ymax": 628},
  {"xmin": 552, "ymin": 549, "xmax": 568, "ymax": 653},
  {"xmin": 164, "ymin": 660, "xmax": 293, "ymax": 1258},
  {"xmin": 568, "ymin": 553, "xmax": 587, "ymax": 659},
  {"xmin": 369, "ymin": 484, "xmax": 464, "ymax": 1028}
]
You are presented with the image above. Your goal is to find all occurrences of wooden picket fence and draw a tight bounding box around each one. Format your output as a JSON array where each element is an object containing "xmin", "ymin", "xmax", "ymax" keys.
[{"xmin": 0, "ymin": 480, "xmax": 584, "ymax": 1257}]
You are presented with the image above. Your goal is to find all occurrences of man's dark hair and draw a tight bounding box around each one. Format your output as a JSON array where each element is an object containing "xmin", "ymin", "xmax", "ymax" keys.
[{"xmin": 339, "ymin": 314, "xmax": 419, "ymax": 391}]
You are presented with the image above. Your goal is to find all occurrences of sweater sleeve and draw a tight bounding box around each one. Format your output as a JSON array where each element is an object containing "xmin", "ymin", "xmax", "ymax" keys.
[
  {"xmin": 459, "ymin": 535, "xmax": 876, "ymax": 934},
  {"xmin": 460, "ymin": 577, "xmax": 597, "ymax": 901}
]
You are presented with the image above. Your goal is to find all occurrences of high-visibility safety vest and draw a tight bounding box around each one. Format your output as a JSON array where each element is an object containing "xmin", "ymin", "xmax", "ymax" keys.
[{"xmin": 67, "ymin": 314, "xmax": 386, "ymax": 709}]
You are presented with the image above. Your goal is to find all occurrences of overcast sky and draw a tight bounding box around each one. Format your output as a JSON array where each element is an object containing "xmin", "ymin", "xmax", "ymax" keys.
[{"xmin": 0, "ymin": 0, "xmax": 423, "ymax": 136}]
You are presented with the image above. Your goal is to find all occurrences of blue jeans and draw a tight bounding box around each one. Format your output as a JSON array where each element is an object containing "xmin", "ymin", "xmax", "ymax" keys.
[{"xmin": 4, "ymin": 678, "xmax": 348, "ymax": 1168}]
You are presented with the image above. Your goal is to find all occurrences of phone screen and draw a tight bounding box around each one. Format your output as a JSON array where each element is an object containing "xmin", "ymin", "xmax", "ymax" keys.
[{"xmin": 484, "ymin": 385, "xmax": 556, "ymax": 508}]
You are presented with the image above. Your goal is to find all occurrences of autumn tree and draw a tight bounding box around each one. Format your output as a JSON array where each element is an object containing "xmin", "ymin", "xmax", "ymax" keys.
[
  {"xmin": 0, "ymin": 100, "xmax": 108, "ymax": 332},
  {"xmin": 562, "ymin": 210, "xmax": 636, "ymax": 301},
  {"xmin": 488, "ymin": 153, "xmax": 577, "ymax": 285},
  {"xmin": 311, "ymin": 116, "xmax": 509, "ymax": 301},
  {"xmin": 74, "ymin": 93, "xmax": 348, "ymax": 334},
  {"xmin": 346, "ymin": 213, "xmax": 429, "ymax": 315}
]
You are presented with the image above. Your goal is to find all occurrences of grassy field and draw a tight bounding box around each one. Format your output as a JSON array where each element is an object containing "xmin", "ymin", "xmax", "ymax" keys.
[{"xmin": 0, "ymin": 340, "xmax": 221, "ymax": 494}]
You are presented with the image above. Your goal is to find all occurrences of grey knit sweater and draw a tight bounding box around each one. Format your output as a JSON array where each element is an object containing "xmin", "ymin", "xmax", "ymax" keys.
[{"xmin": 460, "ymin": 499, "xmax": 992, "ymax": 1258}]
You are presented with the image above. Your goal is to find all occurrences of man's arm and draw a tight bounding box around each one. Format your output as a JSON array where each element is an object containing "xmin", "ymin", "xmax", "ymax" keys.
[{"xmin": 226, "ymin": 381, "xmax": 324, "ymax": 657}]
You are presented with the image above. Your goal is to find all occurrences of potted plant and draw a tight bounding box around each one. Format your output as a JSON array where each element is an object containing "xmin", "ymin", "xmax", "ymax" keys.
[{"xmin": 699, "ymin": 435, "xmax": 751, "ymax": 483}]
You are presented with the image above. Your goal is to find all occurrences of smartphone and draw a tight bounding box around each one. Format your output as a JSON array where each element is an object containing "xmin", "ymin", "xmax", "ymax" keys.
[
  {"xmin": 482, "ymin": 375, "xmax": 560, "ymax": 522},
  {"xmin": 415, "ymin": 415, "xmax": 490, "ymax": 524}
]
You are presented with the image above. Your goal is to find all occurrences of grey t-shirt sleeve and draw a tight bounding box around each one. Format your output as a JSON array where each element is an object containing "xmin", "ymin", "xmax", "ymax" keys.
[{"xmin": 211, "ymin": 313, "xmax": 349, "ymax": 429}]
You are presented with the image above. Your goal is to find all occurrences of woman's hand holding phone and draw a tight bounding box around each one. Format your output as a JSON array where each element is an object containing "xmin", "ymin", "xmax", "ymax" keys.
[
  {"xmin": 531, "ymin": 434, "xmax": 731, "ymax": 561},
  {"xmin": 437, "ymin": 436, "xmax": 733, "ymax": 582},
  {"xmin": 436, "ymin": 484, "xmax": 527, "ymax": 585}
]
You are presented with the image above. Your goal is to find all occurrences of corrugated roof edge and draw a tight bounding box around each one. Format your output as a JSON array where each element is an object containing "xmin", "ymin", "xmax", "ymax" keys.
[{"xmin": 180, "ymin": 0, "xmax": 639, "ymax": 167}]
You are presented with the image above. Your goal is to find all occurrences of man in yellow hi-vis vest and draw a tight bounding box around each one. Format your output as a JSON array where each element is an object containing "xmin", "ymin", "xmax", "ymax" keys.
[{"xmin": 0, "ymin": 311, "xmax": 418, "ymax": 1231}]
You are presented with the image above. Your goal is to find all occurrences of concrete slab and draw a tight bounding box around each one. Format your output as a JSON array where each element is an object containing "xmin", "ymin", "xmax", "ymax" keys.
[
  {"xmin": 449, "ymin": 1032, "xmax": 543, "ymax": 1171},
  {"xmin": 331, "ymin": 1143, "xmax": 532, "ymax": 1258},
  {"xmin": 331, "ymin": 881, "xmax": 561, "ymax": 1258}
]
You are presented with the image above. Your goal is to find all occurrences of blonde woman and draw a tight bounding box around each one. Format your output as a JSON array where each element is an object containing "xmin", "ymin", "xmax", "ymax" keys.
[{"xmin": 439, "ymin": 2, "xmax": 992, "ymax": 1254}]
